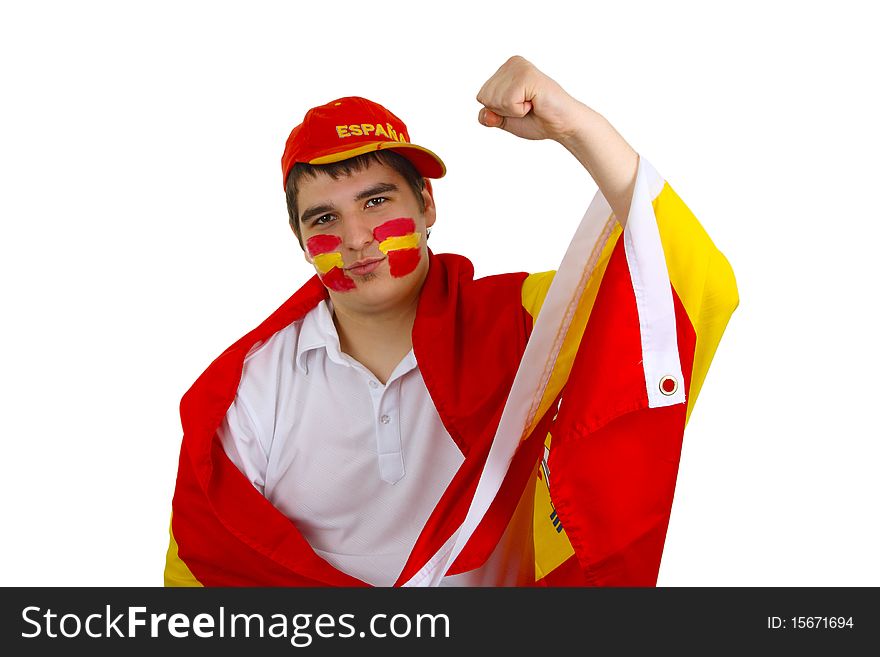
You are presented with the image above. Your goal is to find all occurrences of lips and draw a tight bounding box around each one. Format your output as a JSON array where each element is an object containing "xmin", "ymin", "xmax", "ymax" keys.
[{"xmin": 345, "ymin": 257, "xmax": 385, "ymax": 276}]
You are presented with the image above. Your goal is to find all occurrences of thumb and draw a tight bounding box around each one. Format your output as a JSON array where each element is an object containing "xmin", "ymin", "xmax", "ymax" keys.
[
  {"xmin": 478, "ymin": 105, "xmax": 534, "ymax": 127},
  {"xmin": 478, "ymin": 105, "xmax": 538, "ymax": 139},
  {"xmin": 478, "ymin": 107, "xmax": 506, "ymax": 129}
]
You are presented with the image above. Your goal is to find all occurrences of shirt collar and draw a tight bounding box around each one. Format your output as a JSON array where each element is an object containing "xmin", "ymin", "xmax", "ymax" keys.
[{"xmin": 295, "ymin": 299, "xmax": 348, "ymax": 373}]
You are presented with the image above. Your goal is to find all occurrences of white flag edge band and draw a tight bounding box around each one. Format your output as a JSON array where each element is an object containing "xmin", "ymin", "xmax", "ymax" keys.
[
  {"xmin": 624, "ymin": 158, "xmax": 686, "ymax": 409},
  {"xmin": 402, "ymin": 156, "xmax": 684, "ymax": 587}
]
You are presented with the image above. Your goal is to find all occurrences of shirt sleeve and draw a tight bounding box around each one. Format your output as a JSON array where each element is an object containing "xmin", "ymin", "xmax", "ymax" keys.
[{"xmin": 217, "ymin": 395, "xmax": 269, "ymax": 496}]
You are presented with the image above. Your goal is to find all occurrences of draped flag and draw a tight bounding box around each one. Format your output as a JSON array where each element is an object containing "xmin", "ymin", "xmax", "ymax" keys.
[{"xmin": 165, "ymin": 157, "xmax": 738, "ymax": 587}]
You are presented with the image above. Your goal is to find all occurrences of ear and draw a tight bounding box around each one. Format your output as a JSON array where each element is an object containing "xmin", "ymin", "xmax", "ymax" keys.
[{"xmin": 422, "ymin": 179, "xmax": 437, "ymax": 229}]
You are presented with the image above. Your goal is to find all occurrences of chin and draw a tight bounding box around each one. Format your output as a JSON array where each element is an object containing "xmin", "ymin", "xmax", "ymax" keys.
[{"xmin": 341, "ymin": 274, "xmax": 421, "ymax": 313}]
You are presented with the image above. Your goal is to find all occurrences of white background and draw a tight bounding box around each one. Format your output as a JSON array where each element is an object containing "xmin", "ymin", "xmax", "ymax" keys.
[{"xmin": 1, "ymin": 0, "xmax": 877, "ymax": 587}]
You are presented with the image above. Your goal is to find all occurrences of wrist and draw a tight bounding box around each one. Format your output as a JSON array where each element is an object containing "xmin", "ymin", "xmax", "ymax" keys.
[{"xmin": 555, "ymin": 100, "xmax": 607, "ymax": 150}]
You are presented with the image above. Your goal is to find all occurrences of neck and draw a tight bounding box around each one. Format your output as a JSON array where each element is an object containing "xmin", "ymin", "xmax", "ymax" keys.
[{"xmin": 331, "ymin": 291, "xmax": 421, "ymax": 385}]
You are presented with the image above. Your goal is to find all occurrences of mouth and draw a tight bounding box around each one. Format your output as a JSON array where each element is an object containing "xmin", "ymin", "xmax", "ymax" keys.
[{"xmin": 345, "ymin": 257, "xmax": 385, "ymax": 276}]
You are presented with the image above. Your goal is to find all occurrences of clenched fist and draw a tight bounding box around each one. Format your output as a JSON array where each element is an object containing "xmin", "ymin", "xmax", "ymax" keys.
[
  {"xmin": 476, "ymin": 55, "xmax": 639, "ymax": 223},
  {"xmin": 476, "ymin": 55, "xmax": 588, "ymax": 143}
]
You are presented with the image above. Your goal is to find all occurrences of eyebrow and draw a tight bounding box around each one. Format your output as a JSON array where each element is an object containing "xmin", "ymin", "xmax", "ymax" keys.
[
  {"xmin": 300, "ymin": 203, "xmax": 334, "ymax": 226},
  {"xmin": 354, "ymin": 182, "xmax": 399, "ymax": 202},
  {"xmin": 300, "ymin": 182, "xmax": 400, "ymax": 225}
]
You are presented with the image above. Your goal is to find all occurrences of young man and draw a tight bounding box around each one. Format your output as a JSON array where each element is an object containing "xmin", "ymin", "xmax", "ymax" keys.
[{"xmin": 165, "ymin": 56, "xmax": 738, "ymax": 587}]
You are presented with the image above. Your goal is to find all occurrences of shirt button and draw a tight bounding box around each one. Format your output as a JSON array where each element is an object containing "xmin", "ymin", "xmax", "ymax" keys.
[
  {"xmin": 380, "ymin": 414, "xmax": 391, "ymax": 424},
  {"xmin": 369, "ymin": 380, "xmax": 379, "ymax": 389}
]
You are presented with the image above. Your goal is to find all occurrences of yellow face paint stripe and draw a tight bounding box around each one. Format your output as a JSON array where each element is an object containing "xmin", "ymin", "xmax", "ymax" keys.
[
  {"xmin": 312, "ymin": 251, "xmax": 344, "ymax": 274},
  {"xmin": 379, "ymin": 233, "xmax": 421, "ymax": 254}
]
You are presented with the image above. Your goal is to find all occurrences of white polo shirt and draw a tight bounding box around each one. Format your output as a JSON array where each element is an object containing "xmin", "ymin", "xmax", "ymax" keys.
[{"xmin": 218, "ymin": 299, "xmax": 534, "ymax": 586}]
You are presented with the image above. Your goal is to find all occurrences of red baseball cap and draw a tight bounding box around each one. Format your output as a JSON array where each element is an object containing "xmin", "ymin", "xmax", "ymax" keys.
[{"xmin": 281, "ymin": 96, "xmax": 446, "ymax": 190}]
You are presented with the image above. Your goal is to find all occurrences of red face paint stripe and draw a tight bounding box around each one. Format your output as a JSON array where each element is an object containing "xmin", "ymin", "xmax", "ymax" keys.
[
  {"xmin": 373, "ymin": 218, "xmax": 416, "ymax": 242},
  {"xmin": 306, "ymin": 234, "xmax": 342, "ymax": 256},
  {"xmin": 388, "ymin": 248, "xmax": 421, "ymax": 278},
  {"xmin": 320, "ymin": 266, "xmax": 356, "ymax": 292}
]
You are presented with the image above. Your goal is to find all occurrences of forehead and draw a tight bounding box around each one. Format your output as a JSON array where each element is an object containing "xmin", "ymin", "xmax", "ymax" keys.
[{"xmin": 296, "ymin": 159, "xmax": 409, "ymax": 205}]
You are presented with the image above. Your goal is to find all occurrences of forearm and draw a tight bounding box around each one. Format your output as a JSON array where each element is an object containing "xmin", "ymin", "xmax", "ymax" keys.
[{"xmin": 557, "ymin": 102, "xmax": 640, "ymax": 225}]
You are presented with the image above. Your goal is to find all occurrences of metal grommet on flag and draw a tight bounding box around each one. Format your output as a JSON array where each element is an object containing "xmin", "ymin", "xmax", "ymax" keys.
[{"xmin": 659, "ymin": 375, "xmax": 678, "ymax": 396}]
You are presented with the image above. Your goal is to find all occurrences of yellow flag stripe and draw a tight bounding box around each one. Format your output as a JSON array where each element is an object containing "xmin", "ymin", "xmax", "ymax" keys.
[
  {"xmin": 164, "ymin": 515, "xmax": 203, "ymax": 587},
  {"xmin": 652, "ymin": 182, "xmax": 739, "ymax": 422},
  {"xmin": 532, "ymin": 440, "xmax": 576, "ymax": 580}
]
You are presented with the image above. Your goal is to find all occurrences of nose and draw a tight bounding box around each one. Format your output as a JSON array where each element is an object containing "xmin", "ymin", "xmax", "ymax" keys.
[{"xmin": 340, "ymin": 215, "xmax": 375, "ymax": 252}]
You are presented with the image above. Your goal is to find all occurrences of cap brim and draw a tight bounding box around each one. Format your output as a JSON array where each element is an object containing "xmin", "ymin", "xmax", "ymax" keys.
[{"xmin": 309, "ymin": 142, "xmax": 446, "ymax": 179}]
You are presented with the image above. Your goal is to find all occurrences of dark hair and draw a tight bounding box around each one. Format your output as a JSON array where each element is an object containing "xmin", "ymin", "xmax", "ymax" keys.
[{"xmin": 285, "ymin": 150, "xmax": 427, "ymax": 249}]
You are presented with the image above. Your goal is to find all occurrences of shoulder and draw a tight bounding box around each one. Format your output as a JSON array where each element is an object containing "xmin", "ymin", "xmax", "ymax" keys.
[
  {"xmin": 242, "ymin": 320, "xmax": 301, "ymax": 369},
  {"xmin": 236, "ymin": 313, "xmax": 309, "ymax": 404}
]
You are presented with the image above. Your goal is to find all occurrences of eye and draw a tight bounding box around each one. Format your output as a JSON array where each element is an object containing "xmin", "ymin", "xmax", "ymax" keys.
[
  {"xmin": 365, "ymin": 197, "xmax": 388, "ymax": 208},
  {"xmin": 312, "ymin": 214, "xmax": 335, "ymax": 226}
]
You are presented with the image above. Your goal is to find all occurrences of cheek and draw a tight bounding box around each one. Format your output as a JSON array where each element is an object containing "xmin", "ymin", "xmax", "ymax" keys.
[
  {"xmin": 306, "ymin": 234, "xmax": 342, "ymax": 257},
  {"xmin": 306, "ymin": 235, "xmax": 356, "ymax": 292},
  {"xmin": 374, "ymin": 218, "xmax": 422, "ymax": 278},
  {"xmin": 386, "ymin": 249, "xmax": 421, "ymax": 278},
  {"xmin": 374, "ymin": 217, "xmax": 416, "ymax": 241}
]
